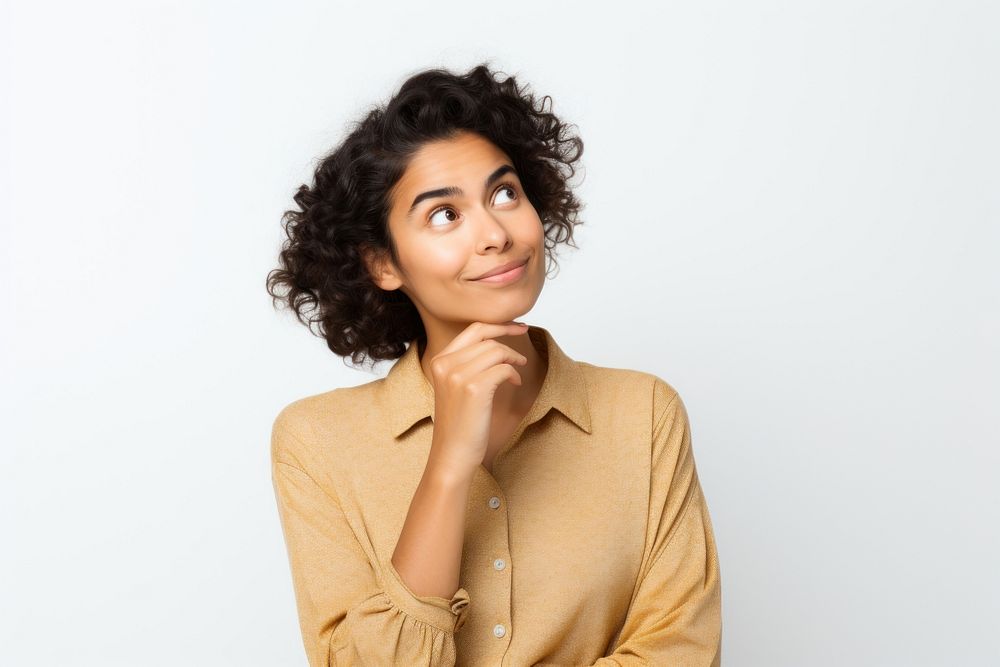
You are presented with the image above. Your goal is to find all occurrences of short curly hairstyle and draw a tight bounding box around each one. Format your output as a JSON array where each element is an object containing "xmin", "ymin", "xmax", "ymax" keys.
[{"xmin": 265, "ymin": 61, "xmax": 586, "ymax": 370}]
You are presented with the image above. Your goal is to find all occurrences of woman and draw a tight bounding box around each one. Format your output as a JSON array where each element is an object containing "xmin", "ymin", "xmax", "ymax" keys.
[{"xmin": 266, "ymin": 62, "xmax": 722, "ymax": 666}]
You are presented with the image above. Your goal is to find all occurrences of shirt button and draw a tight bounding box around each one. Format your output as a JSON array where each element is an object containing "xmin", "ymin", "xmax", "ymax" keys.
[
  {"xmin": 493, "ymin": 558, "xmax": 506, "ymax": 570},
  {"xmin": 488, "ymin": 496, "xmax": 501, "ymax": 509},
  {"xmin": 493, "ymin": 623, "xmax": 507, "ymax": 638}
]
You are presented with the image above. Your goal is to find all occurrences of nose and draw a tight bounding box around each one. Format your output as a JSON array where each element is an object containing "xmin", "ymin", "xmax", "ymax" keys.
[{"xmin": 475, "ymin": 209, "xmax": 513, "ymax": 253}]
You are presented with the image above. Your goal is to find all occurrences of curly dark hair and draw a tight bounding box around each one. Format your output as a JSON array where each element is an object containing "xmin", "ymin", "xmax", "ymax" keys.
[{"xmin": 265, "ymin": 61, "xmax": 586, "ymax": 370}]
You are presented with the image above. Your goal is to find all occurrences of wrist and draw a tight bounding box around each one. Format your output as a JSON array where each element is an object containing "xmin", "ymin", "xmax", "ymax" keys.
[{"xmin": 424, "ymin": 454, "xmax": 476, "ymax": 489}]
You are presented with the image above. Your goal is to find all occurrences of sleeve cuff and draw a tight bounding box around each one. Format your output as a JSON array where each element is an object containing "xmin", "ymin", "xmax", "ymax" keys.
[{"xmin": 380, "ymin": 558, "xmax": 471, "ymax": 633}]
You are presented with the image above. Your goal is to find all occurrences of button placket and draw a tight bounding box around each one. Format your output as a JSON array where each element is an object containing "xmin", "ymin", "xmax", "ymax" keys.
[{"xmin": 481, "ymin": 487, "xmax": 510, "ymax": 648}]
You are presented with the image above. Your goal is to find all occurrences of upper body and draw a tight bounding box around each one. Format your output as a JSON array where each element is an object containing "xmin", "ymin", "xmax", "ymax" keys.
[{"xmin": 271, "ymin": 323, "xmax": 723, "ymax": 666}]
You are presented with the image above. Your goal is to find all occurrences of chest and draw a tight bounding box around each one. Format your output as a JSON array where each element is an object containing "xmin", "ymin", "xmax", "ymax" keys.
[
  {"xmin": 483, "ymin": 405, "xmax": 533, "ymax": 474},
  {"xmin": 454, "ymin": 421, "xmax": 650, "ymax": 664}
]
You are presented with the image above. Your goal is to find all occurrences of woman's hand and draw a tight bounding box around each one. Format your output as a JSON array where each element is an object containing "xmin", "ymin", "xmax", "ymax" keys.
[{"xmin": 425, "ymin": 320, "xmax": 530, "ymax": 480}]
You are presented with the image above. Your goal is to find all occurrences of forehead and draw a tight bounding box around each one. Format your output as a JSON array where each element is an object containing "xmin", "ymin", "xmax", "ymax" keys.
[{"xmin": 391, "ymin": 133, "xmax": 511, "ymax": 201}]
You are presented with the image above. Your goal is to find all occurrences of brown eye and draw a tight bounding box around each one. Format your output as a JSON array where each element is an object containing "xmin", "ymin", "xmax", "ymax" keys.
[
  {"xmin": 428, "ymin": 206, "xmax": 460, "ymax": 227},
  {"xmin": 494, "ymin": 184, "xmax": 518, "ymax": 205}
]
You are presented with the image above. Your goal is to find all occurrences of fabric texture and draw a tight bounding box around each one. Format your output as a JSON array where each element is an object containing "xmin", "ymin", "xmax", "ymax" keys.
[{"xmin": 271, "ymin": 324, "xmax": 722, "ymax": 666}]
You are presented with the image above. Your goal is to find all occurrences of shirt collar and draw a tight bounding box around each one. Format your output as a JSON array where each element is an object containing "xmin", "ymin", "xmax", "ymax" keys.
[{"xmin": 380, "ymin": 324, "xmax": 593, "ymax": 439}]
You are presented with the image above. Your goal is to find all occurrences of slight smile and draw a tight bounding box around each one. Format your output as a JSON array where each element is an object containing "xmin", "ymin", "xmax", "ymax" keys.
[{"xmin": 470, "ymin": 258, "xmax": 529, "ymax": 285}]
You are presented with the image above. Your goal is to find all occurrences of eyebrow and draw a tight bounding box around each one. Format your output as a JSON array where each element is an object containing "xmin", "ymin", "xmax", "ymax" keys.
[{"xmin": 406, "ymin": 164, "xmax": 518, "ymax": 219}]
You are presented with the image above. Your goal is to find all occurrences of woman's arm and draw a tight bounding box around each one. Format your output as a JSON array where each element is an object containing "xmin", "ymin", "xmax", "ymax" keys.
[
  {"xmin": 391, "ymin": 451, "xmax": 474, "ymax": 600},
  {"xmin": 535, "ymin": 385, "xmax": 723, "ymax": 666},
  {"xmin": 271, "ymin": 411, "xmax": 471, "ymax": 667}
]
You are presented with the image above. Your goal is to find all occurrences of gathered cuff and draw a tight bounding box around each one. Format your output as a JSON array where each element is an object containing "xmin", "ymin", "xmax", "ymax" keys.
[{"xmin": 380, "ymin": 558, "xmax": 471, "ymax": 633}]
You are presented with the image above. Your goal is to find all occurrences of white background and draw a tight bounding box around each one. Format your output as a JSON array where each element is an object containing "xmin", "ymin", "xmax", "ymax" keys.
[{"xmin": 3, "ymin": 0, "xmax": 997, "ymax": 665}]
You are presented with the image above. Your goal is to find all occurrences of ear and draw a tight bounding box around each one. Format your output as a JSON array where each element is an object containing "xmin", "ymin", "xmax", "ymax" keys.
[{"xmin": 360, "ymin": 244, "xmax": 404, "ymax": 292}]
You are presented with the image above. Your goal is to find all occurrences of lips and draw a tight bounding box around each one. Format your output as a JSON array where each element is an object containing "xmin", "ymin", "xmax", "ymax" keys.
[{"xmin": 473, "ymin": 257, "xmax": 529, "ymax": 280}]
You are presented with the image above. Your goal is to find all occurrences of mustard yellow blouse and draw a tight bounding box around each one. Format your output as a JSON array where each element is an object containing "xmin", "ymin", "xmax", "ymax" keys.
[{"xmin": 271, "ymin": 324, "xmax": 722, "ymax": 666}]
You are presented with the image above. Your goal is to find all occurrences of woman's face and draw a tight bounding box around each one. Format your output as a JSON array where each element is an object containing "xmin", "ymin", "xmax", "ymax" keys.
[{"xmin": 370, "ymin": 130, "xmax": 546, "ymax": 333}]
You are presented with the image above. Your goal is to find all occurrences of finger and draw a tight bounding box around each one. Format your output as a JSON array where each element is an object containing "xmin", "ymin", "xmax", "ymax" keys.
[
  {"xmin": 437, "ymin": 339, "xmax": 528, "ymax": 386},
  {"xmin": 437, "ymin": 320, "xmax": 529, "ymax": 358},
  {"xmin": 478, "ymin": 362, "xmax": 523, "ymax": 391}
]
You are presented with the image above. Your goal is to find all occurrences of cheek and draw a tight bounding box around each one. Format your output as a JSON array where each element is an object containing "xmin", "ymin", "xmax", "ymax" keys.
[
  {"xmin": 520, "ymin": 214, "xmax": 545, "ymax": 248},
  {"xmin": 420, "ymin": 243, "xmax": 467, "ymax": 277},
  {"xmin": 529, "ymin": 220, "xmax": 545, "ymax": 244}
]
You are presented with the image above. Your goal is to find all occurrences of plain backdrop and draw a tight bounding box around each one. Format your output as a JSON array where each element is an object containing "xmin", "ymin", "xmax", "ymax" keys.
[{"xmin": 2, "ymin": 0, "xmax": 997, "ymax": 665}]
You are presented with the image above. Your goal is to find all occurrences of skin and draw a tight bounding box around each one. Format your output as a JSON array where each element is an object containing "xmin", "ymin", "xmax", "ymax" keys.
[{"xmin": 363, "ymin": 130, "xmax": 549, "ymax": 445}]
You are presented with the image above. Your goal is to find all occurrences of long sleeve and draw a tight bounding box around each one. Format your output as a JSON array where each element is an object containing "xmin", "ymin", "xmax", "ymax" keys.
[
  {"xmin": 270, "ymin": 412, "xmax": 471, "ymax": 667},
  {"xmin": 538, "ymin": 386, "xmax": 722, "ymax": 666}
]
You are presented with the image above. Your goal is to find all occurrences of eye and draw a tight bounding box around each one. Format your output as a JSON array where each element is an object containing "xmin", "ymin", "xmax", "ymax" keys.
[
  {"xmin": 494, "ymin": 183, "xmax": 518, "ymax": 205},
  {"xmin": 426, "ymin": 182, "xmax": 520, "ymax": 228},
  {"xmin": 428, "ymin": 206, "xmax": 460, "ymax": 228}
]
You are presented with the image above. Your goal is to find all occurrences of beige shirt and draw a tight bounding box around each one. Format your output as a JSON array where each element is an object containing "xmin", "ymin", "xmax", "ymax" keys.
[{"xmin": 271, "ymin": 324, "xmax": 722, "ymax": 666}]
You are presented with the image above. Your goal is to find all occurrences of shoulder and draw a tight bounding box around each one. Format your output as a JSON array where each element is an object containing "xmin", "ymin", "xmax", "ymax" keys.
[
  {"xmin": 270, "ymin": 376, "xmax": 384, "ymax": 463},
  {"xmin": 575, "ymin": 359, "xmax": 682, "ymax": 416}
]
